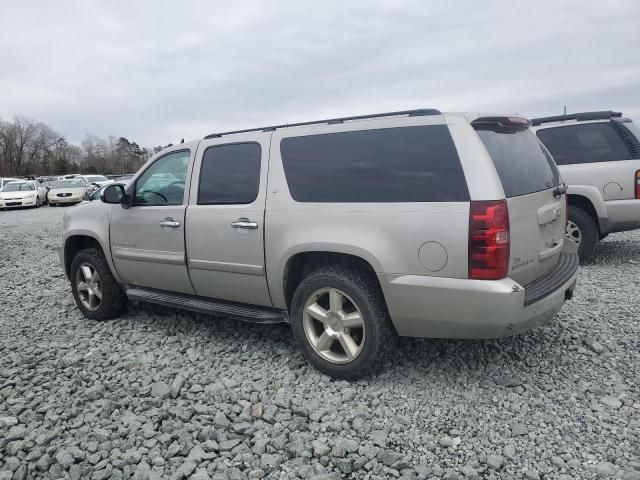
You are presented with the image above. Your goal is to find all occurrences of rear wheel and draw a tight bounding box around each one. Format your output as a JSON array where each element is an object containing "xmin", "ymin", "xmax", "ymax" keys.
[
  {"xmin": 567, "ymin": 206, "xmax": 598, "ymax": 261},
  {"xmin": 290, "ymin": 265, "xmax": 395, "ymax": 379},
  {"xmin": 70, "ymin": 248, "xmax": 127, "ymax": 320}
]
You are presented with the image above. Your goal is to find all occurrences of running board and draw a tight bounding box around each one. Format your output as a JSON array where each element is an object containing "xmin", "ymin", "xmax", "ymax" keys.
[{"xmin": 125, "ymin": 287, "xmax": 288, "ymax": 324}]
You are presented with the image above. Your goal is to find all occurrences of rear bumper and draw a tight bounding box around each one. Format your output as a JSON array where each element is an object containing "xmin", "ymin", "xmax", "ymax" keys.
[
  {"xmin": 379, "ymin": 245, "xmax": 579, "ymax": 339},
  {"xmin": 601, "ymin": 199, "xmax": 640, "ymax": 234}
]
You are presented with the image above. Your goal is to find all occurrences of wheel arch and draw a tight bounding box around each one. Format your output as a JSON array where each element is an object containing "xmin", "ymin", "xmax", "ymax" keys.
[
  {"xmin": 63, "ymin": 234, "xmax": 104, "ymax": 279},
  {"xmin": 566, "ymin": 185, "xmax": 607, "ymax": 227},
  {"xmin": 567, "ymin": 193, "xmax": 600, "ymax": 233},
  {"xmin": 282, "ymin": 251, "xmax": 382, "ymax": 313}
]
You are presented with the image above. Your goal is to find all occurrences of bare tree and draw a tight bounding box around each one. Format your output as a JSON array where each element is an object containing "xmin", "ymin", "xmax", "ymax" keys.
[{"xmin": 0, "ymin": 113, "xmax": 161, "ymax": 176}]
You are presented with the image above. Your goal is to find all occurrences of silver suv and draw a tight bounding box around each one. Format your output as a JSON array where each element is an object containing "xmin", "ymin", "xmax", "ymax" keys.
[
  {"xmin": 532, "ymin": 111, "xmax": 640, "ymax": 260},
  {"xmin": 59, "ymin": 109, "xmax": 578, "ymax": 378}
]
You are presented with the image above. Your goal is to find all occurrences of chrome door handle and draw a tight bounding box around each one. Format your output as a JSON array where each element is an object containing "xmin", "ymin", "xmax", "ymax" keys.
[
  {"xmin": 160, "ymin": 218, "xmax": 180, "ymax": 228},
  {"xmin": 231, "ymin": 217, "xmax": 258, "ymax": 229}
]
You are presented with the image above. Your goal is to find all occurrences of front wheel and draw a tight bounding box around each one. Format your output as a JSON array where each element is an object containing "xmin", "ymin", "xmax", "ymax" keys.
[
  {"xmin": 70, "ymin": 248, "xmax": 127, "ymax": 320},
  {"xmin": 35, "ymin": 197, "xmax": 41, "ymax": 208},
  {"xmin": 290, "ymin": 266, "xmax": 396, "ymax": 379},
  {"xmin": 567, "ymin": 206, "xmax": 598, "ymax": 261}
]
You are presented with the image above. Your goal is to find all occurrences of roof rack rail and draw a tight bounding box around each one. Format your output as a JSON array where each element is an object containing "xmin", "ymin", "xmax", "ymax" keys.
[
  {"xmin": 204, "ymin": 108, "xmax": 442, "ymax": 139},
  {"xmin": 531, "ymin": 110, "xmax": 622, "ymax": 126}
]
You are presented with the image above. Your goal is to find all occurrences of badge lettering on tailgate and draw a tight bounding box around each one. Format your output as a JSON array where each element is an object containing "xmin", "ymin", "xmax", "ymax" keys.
[{"xmin": 511, "ymin": 256, "xmax": 534, "ymax": 271}]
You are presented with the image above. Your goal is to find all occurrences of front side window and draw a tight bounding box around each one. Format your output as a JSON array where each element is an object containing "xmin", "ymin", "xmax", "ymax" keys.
[
  {"xmin": 197, "ymin": 143, "xmax": 261, "ymax": 204},
  {"xmin": 134, "ymin": 150, "xmax": 190, "ymax": 205},
  {"xmin": 536, "ymin": 123, "xmax": 632, "ymax": 165},
  {"xmin": 280, "ymin": 125, "xmax": 469, "ymax": 202}
]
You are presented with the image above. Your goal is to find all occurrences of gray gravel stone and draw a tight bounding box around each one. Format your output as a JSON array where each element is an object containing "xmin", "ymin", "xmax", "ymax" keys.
[
  {"xmin": 596, "ymin": 462, "xmax": 618, "ymax": 477},
  {"xmin": 0, "ymin": 208, "xmax": 638, "ymax": 480},
  {"xmin": 150, "ymin": 381, "xmax": 171, "ymax": 399},
  {"xmin": 600, "ymin": 396, "xmax": 623, "ymax": 409},
  {"xmin": 55, "ymin": 450, "xmax": 75, "ymax": 469},
  {"xmin": 170, "ymin": 374, "xmax": 186, "ymax": 398},
  {"xmin": 486, "ymin": 454, "xmax": 504, "ymax": 469}
]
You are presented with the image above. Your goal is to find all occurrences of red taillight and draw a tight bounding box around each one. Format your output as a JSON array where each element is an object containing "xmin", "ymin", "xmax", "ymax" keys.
[
  {"xmin": 469, "ymin": 200, "xmax": 510, "ymax": 280},
  {"xmin": 635, "ymin": 170, "xmax": 640, "ymax": 199}
]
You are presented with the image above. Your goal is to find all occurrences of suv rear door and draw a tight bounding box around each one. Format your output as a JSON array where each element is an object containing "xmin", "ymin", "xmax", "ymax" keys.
[
  {"xmin": 185, "ymin": 133, "xmax": 272, "ymax": 307},
  {"xmin": 473, "ymin": 118, "xmax": 565, "ymax": 286}
]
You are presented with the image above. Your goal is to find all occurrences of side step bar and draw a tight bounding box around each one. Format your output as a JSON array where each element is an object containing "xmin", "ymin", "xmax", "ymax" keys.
[{"xmin": 125, "ymin": 287, "xmax": 288, "ymax": 324}]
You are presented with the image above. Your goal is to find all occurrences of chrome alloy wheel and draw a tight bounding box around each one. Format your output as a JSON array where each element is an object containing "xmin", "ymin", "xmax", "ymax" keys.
[
  {"xmin": 76, "ymin": 262, "xmax": 102, "ymax": 311},
  {"xmin": 566, "ymin": 220, "xmax": 582, "ymax": 245},
  {"xmin": 302, "ymin": 287, "xmax": 366, "ymax": 364}
]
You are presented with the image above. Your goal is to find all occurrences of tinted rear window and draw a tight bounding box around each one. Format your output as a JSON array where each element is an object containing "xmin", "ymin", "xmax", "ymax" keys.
[
  {"xmin": 280, "ymin": 125, "xmax": 469, "ymax": 203},
  {"xmin": 536, "ymin": 122, "xmax": 632, "ymax": 165},
  {"xmin": 475, "ymin": 127, "xmax": 560, "ymax": 198},
  {"xmin": 198, "ymin": 143, "xmax": 261, "ymax": 204}
]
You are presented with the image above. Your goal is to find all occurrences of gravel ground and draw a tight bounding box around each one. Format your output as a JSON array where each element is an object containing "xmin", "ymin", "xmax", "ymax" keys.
[{"xmin": 0, "ymin": 206, "xmax": 638, "ymax": 480}]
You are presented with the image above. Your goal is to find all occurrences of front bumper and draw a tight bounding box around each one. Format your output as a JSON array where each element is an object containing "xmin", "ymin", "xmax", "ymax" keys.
[
  {"xmin": 49, "ymin": 196, "xmax": 81, "ymax": 204},
  {"xmin": 0, "ymin": 198, "xmax": 37, "ymax": 208},
  {"xmin": 379, "ymin": 243, "xmax": 579, "ymax": 339}
]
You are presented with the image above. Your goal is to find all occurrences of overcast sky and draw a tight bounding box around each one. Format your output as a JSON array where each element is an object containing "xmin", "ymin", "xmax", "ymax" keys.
[{"xmin": 1, "ymin": 1, "xmax": 639, "ymax": 146}]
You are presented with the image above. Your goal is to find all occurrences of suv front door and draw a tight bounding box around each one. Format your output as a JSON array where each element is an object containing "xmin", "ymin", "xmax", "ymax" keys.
[
  {"xmin": 109, "ymin": 146, "xmax": 196, "ymax": 294},
  {"xmin": 185, "ymin": 133, "xmax": 272, "ymax": 306}
]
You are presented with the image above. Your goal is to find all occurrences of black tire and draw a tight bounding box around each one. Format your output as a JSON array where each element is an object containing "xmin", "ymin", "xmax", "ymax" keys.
[
  {"xmin": 290, "ymin": 265, "xmax": 396, "ymax": 379},
  {"xmin": 35, "ymin": 197, "xmax": 41, "ymax": 208},
  {"xmin": 567, "ymin": 206, "xmax": 598, "ymax": 261},
  {"xmin": 70, "ymin": 248, "xmax": 127, "ymax": 320}
]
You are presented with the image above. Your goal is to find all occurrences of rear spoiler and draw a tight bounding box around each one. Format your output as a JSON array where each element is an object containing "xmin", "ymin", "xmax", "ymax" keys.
[
  {"xmin": 471, "ymin": 116, "xmax": 531, "ymax": 129},
  {"xmin": 531, "ymin": 111, "xmax": 622, "ymax": 126}
]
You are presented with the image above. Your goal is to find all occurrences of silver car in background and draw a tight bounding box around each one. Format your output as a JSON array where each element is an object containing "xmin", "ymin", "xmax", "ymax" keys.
[
  {"xmin": 532, "ymin": 111, "xmax": 640, "ymax": 260},
  {"xmin": 59, "ymin": 109, "xmax": 579, "ymax": 378},
  {"xmin": 48, "ymin": 179, "xmax": 96, "ymax": 206}
]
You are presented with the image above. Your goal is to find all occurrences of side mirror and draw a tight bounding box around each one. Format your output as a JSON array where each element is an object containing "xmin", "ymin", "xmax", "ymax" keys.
[{"xmin": 101, "ymin": 184, "xmax": 126, "ymax": 204}]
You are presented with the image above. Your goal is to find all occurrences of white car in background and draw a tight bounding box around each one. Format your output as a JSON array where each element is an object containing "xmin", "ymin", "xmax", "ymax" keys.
[
  {"xmin": 76, "ymin": 175, "xmax": 113, "ymax": 187},
  {"xmin": 0, "ymin": 180, "xmax": 48, "ymax": 209},
  {"xmin": 47, "ymin": 179, "xmax": 96, "ymax": 206},
  {"xmin": 0, "ymin": 177, "xmax": 21, "ymax": 190}
]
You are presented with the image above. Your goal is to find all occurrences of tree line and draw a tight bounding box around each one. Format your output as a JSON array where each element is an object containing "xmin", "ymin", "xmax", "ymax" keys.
[{"xmin": 0, "ymin": 115, "xmax": 171, "ymax": 177}]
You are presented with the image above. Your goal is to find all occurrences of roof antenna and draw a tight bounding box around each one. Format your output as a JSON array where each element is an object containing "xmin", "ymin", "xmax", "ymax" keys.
[
  {"xmin": 563, "ymin": 105, "xmax": 567, "ymax": 115},
  {"xmin": 180, "ymin": 138, "xmax": 184, "ymax": 144}
]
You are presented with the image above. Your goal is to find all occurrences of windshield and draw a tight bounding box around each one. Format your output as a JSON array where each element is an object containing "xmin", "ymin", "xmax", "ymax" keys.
[
  {"xmin": 85, "ymin": 175, "xmax": 108, "ymax": 183},
  {"xmin": 53, "ymin": 180, "xmax": 85, "ymax": 188},
  {"xmin": 2, "ymin": 182, "xmax": 34, "ymax": 192}
]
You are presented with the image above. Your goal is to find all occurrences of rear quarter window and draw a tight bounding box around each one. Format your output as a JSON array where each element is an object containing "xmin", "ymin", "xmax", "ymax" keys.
[
  {"xmin": 536, "ymin": 122, "xmax": 633, "ymax": 165},
  {"xmin": 280, "ymin": 125, "xmax": 469, "ymax": 203},
  {"xmin": 475, "ymin": 126, "xmax": 560, "ymax": 198}
]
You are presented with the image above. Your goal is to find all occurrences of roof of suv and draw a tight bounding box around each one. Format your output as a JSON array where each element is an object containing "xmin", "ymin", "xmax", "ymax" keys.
[
  {"xmin": 531, "ymin": 110, "xmax": 623, "ymax": 127},
  {"xmin": 203, "ymin": 108, "xmax": 443, "ymax": 139}
]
